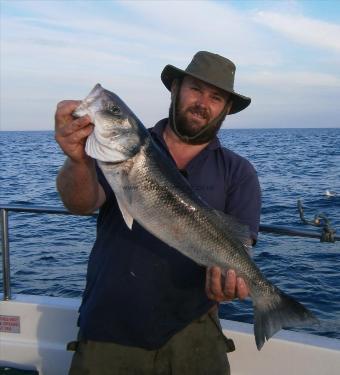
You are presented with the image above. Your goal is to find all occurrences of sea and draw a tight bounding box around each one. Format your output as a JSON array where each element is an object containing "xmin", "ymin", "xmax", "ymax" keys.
[{"xmin": 0, "ymin": 128, "xmax": 339, "ymax": 339}]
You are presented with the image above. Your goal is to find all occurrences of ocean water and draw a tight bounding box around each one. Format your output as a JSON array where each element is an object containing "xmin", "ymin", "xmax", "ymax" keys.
[{"xmin": 0, "ymin": 128, "xmax": 339, "ymax": 339}]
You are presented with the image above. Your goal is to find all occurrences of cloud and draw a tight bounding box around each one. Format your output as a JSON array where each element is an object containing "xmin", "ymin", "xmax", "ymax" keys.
[
  {"xmin": 243, "ymin": 71, "xmax": 340, "ymax": 88},
  {"xmin": 1, "ymin": 1, "xmax": 340, "ymax": 130},
  {"xmin": 254, "ymin": 11, "xmax": 340, "ymax": 53},
  {"xmin": 119, "ymin": 0, "xmax": 285, "ymax": 68}
]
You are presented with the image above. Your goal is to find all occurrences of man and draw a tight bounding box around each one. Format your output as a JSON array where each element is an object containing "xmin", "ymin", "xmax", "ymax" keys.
[{"xmin": 55, "ymin": 51, "xmax": 261, "ymax": 374}]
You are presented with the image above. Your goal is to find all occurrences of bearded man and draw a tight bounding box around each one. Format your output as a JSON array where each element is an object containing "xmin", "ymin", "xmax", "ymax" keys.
[{"xmin": 55, "ymin": 51, "xmax": 261, "ymax": 375}]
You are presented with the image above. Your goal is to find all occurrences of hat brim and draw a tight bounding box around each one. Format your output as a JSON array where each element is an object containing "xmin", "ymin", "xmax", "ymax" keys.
[{"xmin": 161, "ymin": 64, "xmax": 251, "ymax": 115}]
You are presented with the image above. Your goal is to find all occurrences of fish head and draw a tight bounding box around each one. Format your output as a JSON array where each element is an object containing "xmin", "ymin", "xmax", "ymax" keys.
[{"xmin": 74, "ymin": 83, "xmax": 146, "ymax": 163}]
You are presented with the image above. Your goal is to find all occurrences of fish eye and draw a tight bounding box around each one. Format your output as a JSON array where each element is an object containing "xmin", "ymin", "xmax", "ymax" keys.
[{"xmin": 107, "ymin": 104, "xmax": 121, "ymax": 116}]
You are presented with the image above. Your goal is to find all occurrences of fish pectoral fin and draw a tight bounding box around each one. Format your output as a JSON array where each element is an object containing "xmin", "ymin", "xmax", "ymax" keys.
[{"xmin": 116, "ymin": 196, "xmax": 134, "ymax": 230}]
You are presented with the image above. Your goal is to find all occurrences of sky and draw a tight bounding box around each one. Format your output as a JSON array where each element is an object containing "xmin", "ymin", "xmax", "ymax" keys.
[{"xmin": 1, "ymin": 0, "xmax": 340, "ymax": 131}]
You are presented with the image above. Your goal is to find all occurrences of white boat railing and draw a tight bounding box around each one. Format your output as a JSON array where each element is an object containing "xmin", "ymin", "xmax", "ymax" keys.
[{"xmin": 0, "ymin": 203, "xmax": 338, "ymax": 301}]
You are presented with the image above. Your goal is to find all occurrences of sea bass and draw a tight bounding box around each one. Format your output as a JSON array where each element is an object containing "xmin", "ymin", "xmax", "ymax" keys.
[{"xmin": 73, "ymin": 83, "xmax": 317, "ymax": 350}]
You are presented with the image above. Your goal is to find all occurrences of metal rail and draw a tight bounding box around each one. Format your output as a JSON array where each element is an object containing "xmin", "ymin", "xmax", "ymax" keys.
[
  {"xmin": 259, "ymin": 224, "xmax": 329, "ymax": 240},
  {"xmin": 0, "ymin": 204, "xmax": 96, "ymax": 301},
  {"xmin": 0, "ymin": 204, "xmax": 338, "ymax": 301},
  {"xmin": 1, "ymin": 209, "xmax": 11, "ymax": 301}
]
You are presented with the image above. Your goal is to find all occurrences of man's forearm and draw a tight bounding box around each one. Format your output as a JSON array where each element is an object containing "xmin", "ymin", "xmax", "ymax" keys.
[{"xmin": 57, "ymin": 157, "xmax": 100, "ymax": 214}]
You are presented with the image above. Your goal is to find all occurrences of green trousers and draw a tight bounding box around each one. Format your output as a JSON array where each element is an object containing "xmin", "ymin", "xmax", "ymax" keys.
[{"xmin": 68, "ymin": 311, "xmax": 233, "ymax": 375}]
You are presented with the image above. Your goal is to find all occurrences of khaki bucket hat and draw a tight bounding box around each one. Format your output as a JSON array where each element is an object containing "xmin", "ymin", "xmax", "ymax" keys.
[{"xmin": 161, "ymin": 51, "xmax": 251, "ymax": 114}]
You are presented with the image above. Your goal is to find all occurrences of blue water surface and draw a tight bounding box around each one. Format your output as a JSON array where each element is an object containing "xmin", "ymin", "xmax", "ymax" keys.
[{"xmin": 0, "ymin": 128, "xmax": 339, "ymax": 339}]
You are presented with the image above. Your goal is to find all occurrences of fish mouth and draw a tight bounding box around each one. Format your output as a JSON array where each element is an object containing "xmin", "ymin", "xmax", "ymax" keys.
[{"xmin": 99, "ymin": 159, "xmax": 126, "ymax": 166}]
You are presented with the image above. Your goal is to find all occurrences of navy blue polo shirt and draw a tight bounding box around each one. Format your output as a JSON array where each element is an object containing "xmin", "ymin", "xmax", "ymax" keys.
[{"xmin": 78, "ymin": 119, "xmax": 261, "ymax": 349}]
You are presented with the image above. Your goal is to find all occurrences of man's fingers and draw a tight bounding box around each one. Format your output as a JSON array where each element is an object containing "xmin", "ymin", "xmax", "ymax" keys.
[
  {"xmin": 57, "ymin": 116, "xmax": 92, "ymax": 137},
  {"xmin": 223, "ymin": 269, "xmax": 236, "ymax": 300},
  {"xmin": 55, "ymin": 100, "xmax": 90, "ymax": 135},
  {"xmin": 206, "ymin": 267, "xmax": 217, "ymax": 300},
  {"xmin": 236, "ymin": 277, "xmax": 248, "ymax": 300},
  {"xmin": 70, "ymin": 124, "xmax": 94, "ymax": 143},
  {"xmin": 210, "ymin": 267, "xmax": 223, "ymax": 297},
  {"xmin": 206, "ymin": 267, "xmax": 250, "ymax": 302},
  {"xmin": 206, "ymin": 267, "xmax": 225, "ymax": 302},
  {"xmin": 55, "ymin": 100, "xmax": 82, "ymax": 119},
  {"xmin": 69, "ymin": 116, "xmax": 92, "ymax": 134},
  {"xmin": 225, "ymin": 271, "xmax": 249, "ymax": 300},
  {"xmin": 55, "ymin": 123, "xmax": 94, "ymax": 153},
  {"xmin": 62, "ymin": 124, "xmax": 94, "ymax": 149}
]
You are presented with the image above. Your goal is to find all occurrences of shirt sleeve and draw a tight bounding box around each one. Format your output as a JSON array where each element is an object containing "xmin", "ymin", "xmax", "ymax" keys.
[{"xmin": 224, "ymin": 158, "xmax": 262, "ymax": 244}]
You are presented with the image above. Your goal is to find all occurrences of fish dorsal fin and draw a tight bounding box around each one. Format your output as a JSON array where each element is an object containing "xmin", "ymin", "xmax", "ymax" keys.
[
  {"xmin": 116, "ymin": 196, "xmax": 134, "ymax": 230},
  {"xmin": 212, "ymin": 209, "xmax": 250, "ymax": 247}
]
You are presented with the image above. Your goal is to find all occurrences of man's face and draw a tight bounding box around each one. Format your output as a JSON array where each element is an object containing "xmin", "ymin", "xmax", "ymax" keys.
[{"xmin": 174, "ymin": 76, "xmax": 229, "ymax": 138}]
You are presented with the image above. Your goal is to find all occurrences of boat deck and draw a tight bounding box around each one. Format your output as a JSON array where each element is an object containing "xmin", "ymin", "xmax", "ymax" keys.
[{"xmin": 1, "ymin": 294, "xmax": 339, "ymax": 374}]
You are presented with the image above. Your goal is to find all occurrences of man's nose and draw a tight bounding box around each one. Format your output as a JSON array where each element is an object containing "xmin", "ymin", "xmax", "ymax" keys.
[{"xmin": 195, "ymin": 92, "xmax": 210, "ymax": 108}]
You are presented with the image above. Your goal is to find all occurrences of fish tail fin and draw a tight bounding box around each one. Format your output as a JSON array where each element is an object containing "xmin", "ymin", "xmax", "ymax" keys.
[{"xmin": 253, "ymin": 289, "xmax": 318, "ymax": 350}]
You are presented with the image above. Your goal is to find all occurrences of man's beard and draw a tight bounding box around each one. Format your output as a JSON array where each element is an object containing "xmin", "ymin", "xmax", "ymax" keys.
[{"xmin": 169, "ymin": 101, "xmax": 226, "ymax": 145}]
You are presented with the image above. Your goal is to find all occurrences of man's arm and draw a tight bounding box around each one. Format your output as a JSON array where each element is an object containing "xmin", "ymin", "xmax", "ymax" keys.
[{"xmin": 55, "ymin": 100, "xmax": 106, "ymax": 214}]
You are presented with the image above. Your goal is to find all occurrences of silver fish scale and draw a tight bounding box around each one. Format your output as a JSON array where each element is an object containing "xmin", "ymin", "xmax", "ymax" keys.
[{"xmin": 114, "ymin": 140, "xmax": 269, "ymax": 297}]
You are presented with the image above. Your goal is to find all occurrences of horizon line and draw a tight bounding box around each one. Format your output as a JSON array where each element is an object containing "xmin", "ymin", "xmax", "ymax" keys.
[{"xmin": 1, "ymin": 126, "xmax": 339, "ymax": 132}]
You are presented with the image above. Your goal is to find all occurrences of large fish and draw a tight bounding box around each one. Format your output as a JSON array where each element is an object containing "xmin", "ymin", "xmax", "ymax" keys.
[{"xmin": 73, "ymin": 83, "xmax": 317, "ymax": 350}]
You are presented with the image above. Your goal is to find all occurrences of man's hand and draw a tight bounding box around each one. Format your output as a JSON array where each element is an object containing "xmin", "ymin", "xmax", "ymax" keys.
[
  {"xmin": 205, "ymin": 267, "xmax": 249, "ymax": 302},
  {"xmin": 55, "ymin": 100, "xmax": 93, "ymax": 162},
  {"xmin": 55, "ymin": 100, "xmax": 106, "ymax": 214}
]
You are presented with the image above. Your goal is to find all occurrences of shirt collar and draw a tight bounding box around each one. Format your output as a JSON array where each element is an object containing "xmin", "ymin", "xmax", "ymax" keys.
[{"xmin": 149, "ymin": 118, "xmax": 222, "ymax": 150}]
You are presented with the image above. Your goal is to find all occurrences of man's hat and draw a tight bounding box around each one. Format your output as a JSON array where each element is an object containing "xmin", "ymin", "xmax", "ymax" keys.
[{"xmin": 161, "ymin": 51, "xmax": 251, "ymax": 114}]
